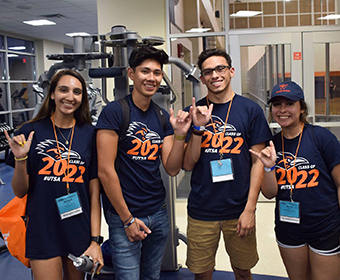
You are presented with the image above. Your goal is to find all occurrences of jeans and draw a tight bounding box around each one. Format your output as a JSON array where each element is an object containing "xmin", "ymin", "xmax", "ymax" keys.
[{"xmin": 106, "ymin": 205, "xmax": 170, "ymax": 280}]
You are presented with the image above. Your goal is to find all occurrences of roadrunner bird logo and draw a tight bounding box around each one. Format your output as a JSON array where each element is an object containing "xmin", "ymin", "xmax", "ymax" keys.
[
  {"xmin": 127, "ymin": 122, "xmax": 161, "ymax": 142},
  {"xmin": 35, "ymin": 140, "xmax": 81, "ymax": 161},
  {"xmin": 205, "ymin": 115, "xmax": 236, "ymax": 134}
]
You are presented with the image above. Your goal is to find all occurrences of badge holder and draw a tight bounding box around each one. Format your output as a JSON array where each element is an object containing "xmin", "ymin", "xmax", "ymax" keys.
[
  {"xmin": 56, "ymin": 192, "xmax": 83, "ymax": 220},
  {"xmin": 279, "ymin": 200, "xmax": 300, "ymax": 224},
  {"xmin": 210, "ymin": 158, "xmax": 234, "ymax": 183}
]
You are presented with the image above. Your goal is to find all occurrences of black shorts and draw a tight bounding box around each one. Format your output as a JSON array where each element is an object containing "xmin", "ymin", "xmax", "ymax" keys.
[{"xmin": 275, "ymin": 227, "xmax": 340, "ymax": 256}]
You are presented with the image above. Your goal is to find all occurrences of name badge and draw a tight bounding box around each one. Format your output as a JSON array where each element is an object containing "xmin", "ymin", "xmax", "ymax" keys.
[
  {"xmin": 56, "ymin": 192, "xmax": 83, "ymax": 220},
  {"xmin": 210, "ymin": 158, "xmax": 234, "ymax": 183},
  {"xmin": 279, "ymin": 200, "xmax": 300, "ymax": 224}
]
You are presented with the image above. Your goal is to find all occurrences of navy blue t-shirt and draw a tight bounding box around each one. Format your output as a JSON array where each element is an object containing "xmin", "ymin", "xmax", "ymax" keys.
[
  {"xmin": 96, "ymin": 94, "xmax": 173, "ymax": 217},
  {"xmin": 10, "ymin": 118, "xmax": 98, "ymax": 259},
  {"xmin": 186, "ymin": 94, "xmax": 272, "ymax": 221},
  {"xmin": 273, "ymin": 124, "xmax": 340, "ymax": 238}
]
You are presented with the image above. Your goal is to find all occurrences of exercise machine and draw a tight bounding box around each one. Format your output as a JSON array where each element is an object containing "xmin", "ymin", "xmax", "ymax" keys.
[{"xmin": 34, "ymin": 25, "xmax": 201, "ymax": 272}]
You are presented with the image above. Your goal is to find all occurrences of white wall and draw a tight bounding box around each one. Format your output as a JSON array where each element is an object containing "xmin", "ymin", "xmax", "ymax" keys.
[{"xmin": 35, "ymin": 39, "xmax": 64, "ymax": 77}]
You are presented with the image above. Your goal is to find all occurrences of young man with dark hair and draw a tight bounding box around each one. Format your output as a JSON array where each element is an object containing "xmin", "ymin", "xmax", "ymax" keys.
[
  {"xmin": 96, "ymin": 46, "xmax": 191, "ymax": 280},
  {"xmin": 183, "ymin": 49, "xmax": 272, "ymax": 280}
]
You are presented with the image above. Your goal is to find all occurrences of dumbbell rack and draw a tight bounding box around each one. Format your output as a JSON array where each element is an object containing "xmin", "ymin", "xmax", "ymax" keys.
[
  {"xmin": 0, "ymin": 122, "xmax": 14, "ymax": 162},
  {"xmin": 0, "ymin": 123, "xmax": 14, "ymax": 185}
]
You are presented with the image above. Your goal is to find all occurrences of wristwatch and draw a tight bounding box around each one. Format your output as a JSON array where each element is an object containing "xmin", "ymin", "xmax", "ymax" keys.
[{"xmin": 91, "ymin": 235, "xmax": 104, "ymax": 245}]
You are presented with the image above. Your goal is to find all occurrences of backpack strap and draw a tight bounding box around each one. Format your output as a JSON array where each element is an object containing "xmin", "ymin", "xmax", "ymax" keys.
[
  {"xmin": 118, "ymin": 97, "xmax": 130, "ymax": 142},
  {"xmin": 152, "ymin": 102, "xmax": 168, "ymax": 133},
  {"xmin": 118, "ymin": 97, "xmax": 168, "ymax": 143}
]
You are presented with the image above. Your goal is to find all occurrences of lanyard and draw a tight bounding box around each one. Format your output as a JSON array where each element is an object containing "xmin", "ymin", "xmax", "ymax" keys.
[
  {"xmin": 206, "ymin": 92, "xmax": 234, "ymax": 163},
  {"xmin": 51, "ymin": 114, "xmax": 75, "ymax": 194},
  {"xmin": 281, "ymin": 123, "xmax": 304, "ymax": 201}
]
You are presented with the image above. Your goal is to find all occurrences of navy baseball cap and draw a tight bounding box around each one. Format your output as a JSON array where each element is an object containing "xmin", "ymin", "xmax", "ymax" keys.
[{"xmin": 268, "ymin": 81, "xmax": 305, "ymax": 104}]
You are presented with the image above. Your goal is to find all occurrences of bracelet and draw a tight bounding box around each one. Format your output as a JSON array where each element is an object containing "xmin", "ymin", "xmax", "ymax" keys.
[
  {"xmin": 123, "ymin": 217, "xmax": 135, "ymax": 228},
  {"xmin": 122, "ymin": 214, "xmax": 133, "ymax": 225},
  {"xmin": 192, "ymin": 125, "xmax": 204, "ymax": 131},
  {"xmin": 174, "ymin": 134, "xmax": 186, "ymax": 141},
  {"xmin": 14, "ymin": 155, "xmax": 28, "ymax": 161},
  {"xmin": 191, "ymin": 127, "xmax": 204, "ymax": 136},
  {"xmin": 264, "ymin": 165, "xmax": 275, "ymax": 172}
]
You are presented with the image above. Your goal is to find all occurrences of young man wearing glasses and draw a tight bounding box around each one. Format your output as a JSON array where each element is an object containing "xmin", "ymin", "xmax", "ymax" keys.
[{"xmin": 183, "ymin": 49, "xmax": 272, "ymax": 280}]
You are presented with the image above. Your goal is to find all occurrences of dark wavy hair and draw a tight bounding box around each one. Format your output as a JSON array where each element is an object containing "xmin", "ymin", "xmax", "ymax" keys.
[
  {"xmin": 129, "ymin": 45, "xmax": 169, "ymax": 70},
  {"xmin": 197, "ymin": 49, "xmax": 232, "ymax": 70},
  {"xmin": 28, "ymin": 69, "xmax": 91, "ymax": 125},
  {"xmin": 269, "ymin": 99, "xmax": 309, "ymax": 124}
]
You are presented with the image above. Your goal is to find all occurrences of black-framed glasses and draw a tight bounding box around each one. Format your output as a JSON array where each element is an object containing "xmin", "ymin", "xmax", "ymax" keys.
[{"xmin": 201, "ymin": 65, "xmax": 231, "ymax": 77}]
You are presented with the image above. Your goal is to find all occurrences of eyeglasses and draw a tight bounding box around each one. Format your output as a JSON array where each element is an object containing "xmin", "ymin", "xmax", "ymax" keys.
[{"xmin": 201, "ymin": 65, "xmax": 231, "ymax": 77}]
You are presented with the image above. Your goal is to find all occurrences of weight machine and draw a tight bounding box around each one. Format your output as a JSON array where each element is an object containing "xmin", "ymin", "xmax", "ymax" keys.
[{"xmin": 35, "ymin": 25, "xmax": 202, "ymax": 272}]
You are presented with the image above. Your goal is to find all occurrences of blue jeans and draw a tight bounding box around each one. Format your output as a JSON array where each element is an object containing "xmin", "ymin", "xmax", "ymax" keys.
[{"xmin": 106, "ymin": 206, "xmax": 170, "ymax": 280}]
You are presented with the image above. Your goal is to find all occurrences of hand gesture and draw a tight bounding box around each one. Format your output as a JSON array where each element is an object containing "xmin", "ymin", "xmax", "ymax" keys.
[
  {"xmin": 169, "ymin": 108, "xmax": 191, "ymax": 137},
  {"xmin": 4, "ymin": 130, "xmax": 34, "ymax": 159},
  {"xmin": 190, "ymin": 97, "xmax": 213, "ymax": 127},
  {"xmin": 249, "ymin": 140, "xmax": 276, "ymax": 169},
  {"xmin": 125, "ymin": 217, "xmax": 151, "ymax": 242}
]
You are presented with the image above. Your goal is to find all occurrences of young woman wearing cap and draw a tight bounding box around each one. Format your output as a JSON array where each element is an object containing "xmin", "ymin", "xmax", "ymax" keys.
[
  {"xmin": 250, "ymin": 81, "xmax": 340, "ymax": 280},
  {"xmin": 5, "ymin": 69, "xmax": 103, "ymax": 280}
]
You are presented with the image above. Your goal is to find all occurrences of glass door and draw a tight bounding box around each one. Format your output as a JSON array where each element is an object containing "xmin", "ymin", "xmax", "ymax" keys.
[
  {"xmin": 303, "ymin": 31, "xmax": 340, "ymax": 138},
  {"xmin": 229, "ymin": 32, "xmax": 301, "ymax": 121}
]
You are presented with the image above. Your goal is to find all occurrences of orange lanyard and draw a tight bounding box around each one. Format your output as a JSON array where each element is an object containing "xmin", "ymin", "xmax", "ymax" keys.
[
  {"xmin": 51, "ymin": 114, "xmax": 75, "ymax": 194},
  {"xmin": 206, "ymin": 92, "xmax": 234, "ymax": 161},
  {"xmin": 281, "ymin": 123, "xmax": 304, "ymax": 201}
]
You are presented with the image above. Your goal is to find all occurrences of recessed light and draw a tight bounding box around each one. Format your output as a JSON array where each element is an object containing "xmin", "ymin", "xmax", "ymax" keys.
[
  {"xmin": 66, "ymin": 32, "xmax": 91, "ymax": 37},
  {"xmin": 230, "ymin": 10, "xmax": 262, "ymax": 17},
  {"xmin": 8, "ymin": 46, "xmax": 26, "ymax": 51},
  {"xmin": 318, "ymin": 14, "xmax": 340, "ymax": 20},
  {"xmin": 23, "ymin": 19, "xmax": 56, "ymax": 26},
  {"xmin": 185, "ymin": 28, "xmax": 211, "ymax": 33}
]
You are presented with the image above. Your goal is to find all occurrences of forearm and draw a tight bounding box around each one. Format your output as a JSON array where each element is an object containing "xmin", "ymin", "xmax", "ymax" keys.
[
  {"xmin": 89, "ymin": 178, "xmax": 101, "ymax": 237},
  {"xmin": 261, "ymin": 170, "xmax": 278, "ymax": 199},
  {"xmin": 11, "ymin": 161, "xmax": 29, "ymax": 198},
  {"xmin": 163, "ymin": 137, "xmax": 186, "ymax": 176},
  {"xmin": 245, "ymin": 160, "xmax": 263, "ymax": 212},
  {"xmin": 182, "ymin": 134, "xmax": 202, "ymax": 170},
  {"xmin": 98, "ymin": 167, "xmax": 131, "ymax": 222}
]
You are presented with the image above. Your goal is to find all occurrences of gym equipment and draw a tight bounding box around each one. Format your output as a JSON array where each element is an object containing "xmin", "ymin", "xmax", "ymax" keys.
[{"xmin": 33, "ymin": 24, "xmax": 200, "ymax": 271}]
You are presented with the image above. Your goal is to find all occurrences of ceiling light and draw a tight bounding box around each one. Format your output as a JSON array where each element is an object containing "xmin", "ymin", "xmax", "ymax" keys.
[
  {"xmin": 8, "ymin": 54, "xmax": 19, "ymax": 57},
  {"xmin": 317, "ymin": 14, "xmax": 340, "ymax": 20},
  {"xmin": 185, "ymin": 28, "xmax": 211, "ymax": 33},
  {"xmin": 23, "ymin": 19, "xmax": 56, "ymax": 26},
  {"xmin": 8, "ymin": 46, "xmax": 26, "ymax": 51},
  {"xmin": 66, "ymin": 32, "xmax": 91, "ymax": 37},
  {"xmin": 230, "ymin": 10, "xmax": 262, "ymax": 17}
]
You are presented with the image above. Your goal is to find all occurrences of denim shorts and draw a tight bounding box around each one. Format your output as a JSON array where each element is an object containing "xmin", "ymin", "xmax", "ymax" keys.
[{"xmin": 106, "ymin": 205, "xmax": 170, "ymax": 280}]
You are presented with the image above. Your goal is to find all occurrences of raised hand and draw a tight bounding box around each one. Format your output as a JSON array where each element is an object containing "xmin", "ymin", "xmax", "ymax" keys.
[
  {"xmin": 4, "ymin": 130, "xmax": 34, "ymax": 159},
  {"xmin": 169, "ymin": 108, "xmax": 191, "ymax": 137},
  {"xmin": 190, "ymin": 97, "xmax": 213, "ymax": 127},
  {"xmin": 249, "ymin": 140, "xmax": 276, "ymax": 168}
]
